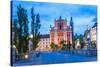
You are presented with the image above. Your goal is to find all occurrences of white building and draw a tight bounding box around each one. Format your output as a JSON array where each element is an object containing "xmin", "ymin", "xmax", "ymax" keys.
[
  {"xmin": 84, "ymin": 23, "xmax": 97, "ymax": 48},
  {"xmin": 90, "ymin": 26, "xmax": 97, "ymax": 43},
  {"xmin": 36, "ymin": 34, "xmax": 51, "ymax": 51}
]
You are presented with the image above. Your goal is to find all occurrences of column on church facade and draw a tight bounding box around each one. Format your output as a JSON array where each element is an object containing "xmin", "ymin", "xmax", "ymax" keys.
[
  {"xmin": 54, "ymin": 31, "xmax": 58, "ymax": 45},
  {"xmin": 63, "ymin": 32, "xmax": 67, "ymax": 44},
  {"xmin": 70, "ymin": 31, "xmax": 72, "ymax": 44}
]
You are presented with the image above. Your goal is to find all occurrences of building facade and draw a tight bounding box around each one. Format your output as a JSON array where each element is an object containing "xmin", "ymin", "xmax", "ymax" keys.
[
  {"xmin": 50, "ymin": 16, "xmax": 72, "ymax": 47},
  {"xmin": 84, "ymin": 22, "xmax": 97, "ymax": 49},
  {"xmin": 90, "ymin": 26, "xmax": 97, "ymax": 43},
  {"xmin": 36, "ymin": 34, "xmax": 51, "ymax": 51},
  {"xmin": 90, "ymin": 24, "xmax": 97, "ymax": 48}
]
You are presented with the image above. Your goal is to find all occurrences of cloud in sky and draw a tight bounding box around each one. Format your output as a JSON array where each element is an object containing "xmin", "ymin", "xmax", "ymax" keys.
[{"xmin": 12, "ymin": 1, "xmax": 97, "ymax": 35}]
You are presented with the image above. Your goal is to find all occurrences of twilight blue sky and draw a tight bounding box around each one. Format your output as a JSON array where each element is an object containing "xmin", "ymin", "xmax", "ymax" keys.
[{"xmin": 12, "ymin": 1, "xmax": 97, "ymax": 35}]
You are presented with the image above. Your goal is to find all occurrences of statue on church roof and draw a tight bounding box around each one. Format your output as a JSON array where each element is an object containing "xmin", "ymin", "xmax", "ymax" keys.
[{"xmin": 59, "ymin": 16, "xmax": 62, "ymax": 20}]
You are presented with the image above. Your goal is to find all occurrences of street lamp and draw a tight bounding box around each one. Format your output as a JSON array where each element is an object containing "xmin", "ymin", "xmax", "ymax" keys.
[
  {"xmin": 87, "ymin": 33, "xmax": 91, "ymax": 49},
  {"xmin": 29, "ymin": 34, "xmax": 33, "ymax": 39},
  {"xmin": 13, "ymin": 45, "xmax": 16, "ymax": 49},
  {"xmin": 24, "ymin": 54, "xmax": 28, "ymax": 59},
  {"xmin": 28, "ymin": 34, "xmax": 33, "ymax": 53}
]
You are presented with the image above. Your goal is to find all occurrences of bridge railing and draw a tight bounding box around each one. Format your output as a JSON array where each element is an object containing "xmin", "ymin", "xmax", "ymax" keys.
[{"xmin": 70, "ymin": 49, "xmax": 97, "ymax": 56}]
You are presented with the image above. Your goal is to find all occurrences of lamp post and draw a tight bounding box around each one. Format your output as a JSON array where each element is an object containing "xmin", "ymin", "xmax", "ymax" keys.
[
  {"xmin": 87, "ymin": 33, "xmax": 91, "ymax": 49},
  {"xmin": 24, "ymin": 35, "xmax": 33, "ymax": 60},
  {"xmin": 30, "ymin": 34, "xmax": 33, "ymax": 38},
  {"xmin": 12, "ymin": 45, "xmax": 17, "ymax": 63},
  {"xmin": 29, "ymin": 35, "xmax": 33, "ymax": 52},
  {"xmin": 24, "ymin": 54, "xmax": 29, "ymax": 59}
]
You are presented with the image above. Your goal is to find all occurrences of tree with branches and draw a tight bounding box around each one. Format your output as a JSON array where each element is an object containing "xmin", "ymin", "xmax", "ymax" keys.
[{"xmin": 31, "ymin": 7, "xmax": 41, "ymax": 50}]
